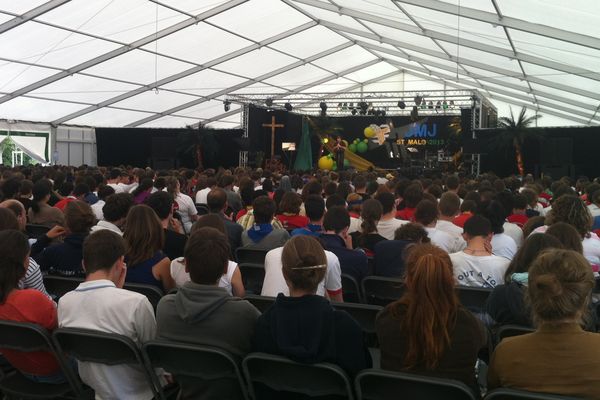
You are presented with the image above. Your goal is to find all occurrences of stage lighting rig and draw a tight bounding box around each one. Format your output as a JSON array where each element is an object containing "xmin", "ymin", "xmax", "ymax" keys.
[
  {"xmin": 265, "ymin": 98, "xmax": 273, "ymax": 107},
  {"xmin": 284, "ymin": 102, "xmax": 293, "ymax": 111},
  {"xmin": 223, "ymin": 100, "xmax": 231, "ymax": 112},
  {"xmin": 398, "ymin": 101, "xmax": 406, "ymax": 109}
]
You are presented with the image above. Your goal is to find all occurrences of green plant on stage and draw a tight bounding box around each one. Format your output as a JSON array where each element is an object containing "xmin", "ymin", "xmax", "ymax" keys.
[{"xmin": 1, "ymin": 138, "xmax": 36, "ymax": 166}]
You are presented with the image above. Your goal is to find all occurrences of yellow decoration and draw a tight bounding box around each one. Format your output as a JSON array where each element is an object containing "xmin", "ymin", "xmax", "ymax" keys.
[
  {"xmin": 364, "ymin": 126, "xmax": 375, "ymax": 138},
  {"xmin": 318, "ymin": 155, "xmax": 335, "ymax": 170}
]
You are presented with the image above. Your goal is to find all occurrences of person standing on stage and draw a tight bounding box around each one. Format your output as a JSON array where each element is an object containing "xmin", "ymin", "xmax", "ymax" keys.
[{"xmin": 333, "ymin": 136, "xmax": 347, "ymax": 171}]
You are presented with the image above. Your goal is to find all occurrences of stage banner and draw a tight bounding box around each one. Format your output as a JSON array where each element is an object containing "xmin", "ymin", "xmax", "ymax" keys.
[{"xmin": 293, "ymin": 117, "xmax": 312, "ymax": 171}]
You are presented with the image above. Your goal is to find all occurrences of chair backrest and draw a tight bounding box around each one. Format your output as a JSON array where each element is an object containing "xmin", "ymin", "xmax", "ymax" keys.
[
  {"xmin": 331, "ymin": 302, "xmax": 383, "ymax": 334},
  {"xmin": 243, "ymin": 352, "xmax": 354, "ymax": 400},
  {"xmin": 42, "ymin": 275, "xmax": 84, "ymax": 300},
  {"xmin": 495, "ymin": 325, "xmax": 535, "ymax": 347},
  {"xmin": 341, "ymin": 273, "xmax": 363, "ymax": 303},
  {"xmin": 361, "ymin": 276, "xmax": 405, "ymax": 306},
  {"xmin": 244, "ymin": 294, "xmax": 276, "ymax": 313},
  {"xmin": 144, "ymin": 340, "xmax": 249, "ymax": 400},
  {"xmin": 25, "ymin": 224, "xmax": 50, "ymax": 239},
  {"xmin": 485, "ymin": 388, "xmax": 584, "ymax": 399},
  {"xmin": 238, "ymin": 263, "xmax": 265, "ymax": 295},
  {"xmin": 456, "ymin": 286, "xmax": 492, "ymax": 312},
  {"xmin": 373, "ymin": 240, "xmax": 410, "ymax": 277},
  {"xmin": 123, "ymin": 282, "xmax": 164, "ymax": 310},
  {"xmin": 235, "ymin": 248, "xmax": 268, "ymax": 265},
  {"xmin": 53, "ymin": 327, "xmax": 163, "ymax": 399},
  {"xmin": 355, "ymin": 369, "xmax": 476, "ymax": 400},
  {"xmin": 195, "ymin": 204, "xmax": 210, "ymax": 215}
]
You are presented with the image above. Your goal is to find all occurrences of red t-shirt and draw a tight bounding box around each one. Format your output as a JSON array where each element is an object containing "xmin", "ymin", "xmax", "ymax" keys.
[
  {"xmin": 276, "ymin": 214, "xmax": 309, "ymax": 230},
  {"xmin": 507, "ymin": 214, "xmax": 528, "ymax": 228},
  {"xmin": 453, "ymin": 212, "xmax": 473, "ymax": 228},
  {"xmin": 236, "ymin": 208, "xmax": 249, "ymax": 221},
  {"xmin": 0, "ymin": 289, "xmax": 60, "ymax": 375},
  {"xmin": 395, "ymin": 207, "xmax": 416, "ymax": 221},
  {"xmin": 53, "ymin": 197, "xmax": 75, "ymax": 211}
]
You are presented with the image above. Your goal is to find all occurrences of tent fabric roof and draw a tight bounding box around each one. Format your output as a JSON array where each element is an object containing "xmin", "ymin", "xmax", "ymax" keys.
[{"xmin": 0, "ymin": 0, "xmax": 598, "ymax": 128}]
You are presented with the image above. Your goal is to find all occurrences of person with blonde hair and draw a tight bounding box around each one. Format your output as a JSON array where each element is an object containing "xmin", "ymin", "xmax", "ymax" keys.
[
  {"xmin": 253, "ymin": 235, "xmax": 371, "ymax": 377},
  {"xmin": 488, "ymin": 249, "xmax": 600, "ymax": 399}
]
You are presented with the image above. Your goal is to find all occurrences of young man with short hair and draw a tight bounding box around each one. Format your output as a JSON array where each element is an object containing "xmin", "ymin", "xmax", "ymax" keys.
[
  {"xmin": 291, "ymin": 194, "xmax": 325, "ymax": 237},
  {"xmin": 156, "ymin": 227, "xmax": 259, "ymax": 400},
  {"xmin": 436, "ymin": 192, "xmax": 467, "ymax": 250},
  {"xmin": 91, "ymin": 193, "xmax": 133, "ymax": 235},
  {"xmin": 375, "ymin": 192, "xmax": 407, "ymax": 240},
  {"xmin": 414, "ymin": 199, "xmax": 462, "ymax": 253},
  {"xmin": 450, "ymin": 215, "xmax": 510, "ymax": 288},
  {"xmin": 58, "ymin": 230, "xmax": 161, "ymax": 400},
  {"xmin": 241, "ymin": 196, "xmax": 289, "ymax": 251},
  {"xmin": 207, "ymin": 187, "xmax": 243, "ymax": 251}
]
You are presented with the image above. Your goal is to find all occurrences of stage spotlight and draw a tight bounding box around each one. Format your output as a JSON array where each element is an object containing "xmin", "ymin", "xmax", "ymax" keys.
[
  {"xmin": 351, "ymin": 108, "xmax": 357, "ymax": 115},
  {"xmin": 414, "ymin": 95, "xmax": 423, "ymax": 106},
  {"xmin": 398, "ymin": 101, "xmax": 406, "ymax": 109},
  {"xmin": 223, "ymin": 100, "xmax": 231, "ymax": 112},
  {"xmin": 442, "ymin": 100, "xmax": 448, "ymax": 110},
  {"xmin": 265, "ymin": 97, "xmax": 273, "ymax": 107},
  {"xmin": 428, "ymin": 101, "xmax": 434, "ymax": 109},
  {"xmin": 284, "ymin": 102, "xmax": 293, "ymax": 111},
  {"xmin": 323, "ymin": 137, "xmax": 329, "ymax": 144}
]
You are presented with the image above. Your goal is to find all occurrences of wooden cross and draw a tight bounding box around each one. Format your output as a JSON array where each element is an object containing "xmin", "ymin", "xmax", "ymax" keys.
[{"xmin": 262, "ymin": 115, "xmax": 285, "ymax": 160}]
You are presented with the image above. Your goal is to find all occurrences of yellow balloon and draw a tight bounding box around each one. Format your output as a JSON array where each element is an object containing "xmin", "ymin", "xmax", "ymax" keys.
[
  {"xmin": 364, "ymin": 126, "xmax": 375, "ymax": 138},
  {"xmin": 318, "ymin": 155, "xmax": 335, "ymax": 170}
]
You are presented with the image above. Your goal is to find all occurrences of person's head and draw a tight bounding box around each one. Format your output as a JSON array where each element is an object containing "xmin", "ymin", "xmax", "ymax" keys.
[
  {"xmin": 445, "ymin": 175, "xmax": 459, "ymax": 191},
  {"xmin": 281, "ymin": 235, "xmax": 327, "ymax": 294},
  {"xmin": 0, "ymin": 208, "xmax": 19, "ymax": 231},
  {"xmin": 1, "ymin": 177, "xmax": 21, "ymax": 200},
  {"xmin": 459, "ymin": 199, "xmax": 477, "ymax": 214},
  {"xmin": 353, "ymin": 175, "xmax": 367, "ymax": 191},
  {"xmin": 522, "ymin": 216, "xmax": 546, "ymax": 238},
  {"xmin": 325, "ymin": 194, "xmax": 345, "ymax": 210},
  {"xmin": 426, "ymin": 184, "xmax": 443, "ymax": 199},
  {"xmin": 207, "ymin": 187, "xmax": 228, "ymax": 214},
  {"xmin": 0, "ymin": 200, "xmax": 26, "ymax": 231},
  {"xmin": 124, "ymin": 205, "xmax": 164, "ymax": 266},
  {"xmin": 512, "ymin": 194, "xmax": 528, "ymax": 212},
  {"xmin": 546, "ymin": 222, "xmax": 584, "ymax": 254},
  {"xmin": 403, "ymin": 184, "xmax": 424, "ymax": 208},
  {"xmin": 19, "ymin": 179, "xmax": 33, "ymax": 197},
  {"xmin": 304, "ymin": 195, "xmax": 325, "ymax": 223},
  {"xmin": 414, "ymin": 200, "xmax": 438, "ymax": 226},
  {"xmin": 132, "ymin": 178, "xmax": 154, "ymax": 197},
  {"xmin": 279, "ymin": 176, "xmax": 292, "ymax": 193},
  {"xmin": 391, "ymin": 243, "xmax": 458, "ymax": 370},
  {"xmin": 278, "ymin": 192, "xmax": 302, "ymax": 215},
  {"xmin": 72, "ymin": 183, "xmax": 90, "ymax": 199},
  {"xmin": 31, "ymin": 179, "xmax": 53, "ymax": 212},
  {"xmin": 546, "ymin": 195, "xmax": 592, "ymax": 238},
  {"xmin": 482, "ymin": 200, "xmax": 507, "ymax": 234},
  {"xmin": 323, "ymin": 206, "xmax": 350, "ymax": 234},
  {"xmin": 144, "ymin": 191, "xmax": 174, "ymax": 221},
  {"xmin": 346, "ymin": 193, "xmax": 362, "ymax": 214},
  {"xmin": 64, "ymin": 201, "xmax": 95, "ymax": 234},
  {"xmin": 375, "ymin": 192, "xmax": 396, "ymax": 216},
  {"xmin": 165, "ymin": 176, "xmax": 180, "ymax": 194},
  {"xmin": 360, "ymin": 198, "xmax": 383, "ymax": 235},
  {"xmin": 184, "ymin": 227, "xmax": 230, "ymax": 285},
  {"xmin": 463, "ymin": 215, "xmax": 492, "ymax": 242},
  {"xmin": 102, "ymin": 193, "xmax": 134, "ymax": 225},
  {"xmin": 218, "ymin": 174, "xmax": 235, "ymax": 190},
  {"xmin": 528, "ymin": 249, "xmax": 594, "ymax": 326},
  {"xmin": 394, "ymin": 223, "xmax": 431, "ymax": 243},
  {"xmin": 0, "ymin": 230, "xmax": 30, "ymax": 302},
  {"xmin": 97, "ymin": 184, "xmax": 115, "ymax": 201},
  {"xmin": 109, "ymin": 168, "xmax": 121, "ymax": 181},
  {"xmin": 252, "ymin": 196, "xmax": 276, "ymax": 224},
  {"xmin": 82, "ymin": 230, "xmax": 126, "ymax": 280},
  {"xmin": 504, "ymin": 234, "xmax": 562, "ymax": 282},
  {"xmin": 438, "ymin": 192, "xmax": 460, "ymax": 218},
  {"xmin": 301, "ymin": 180, "xmax": 322, "ymax": 203},
  {"xmin": 191, "ymin": 214, "xmax": 227, "ymax": 235}
]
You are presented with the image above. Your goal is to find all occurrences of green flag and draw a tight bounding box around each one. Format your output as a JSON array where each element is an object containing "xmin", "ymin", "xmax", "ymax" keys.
[{"xmin": 293, "ymin": 117, "xmax": 313, "ymax": 171}]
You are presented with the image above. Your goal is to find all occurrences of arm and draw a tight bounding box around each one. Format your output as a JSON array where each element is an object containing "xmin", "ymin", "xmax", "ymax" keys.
[
  {"xmin": 31, "ymin": 225, "xmax": 66, "ymax": 260},
  {"xmin": 230, "ymin": 267, "xmax": 246, "ymax": 298},
  {"xmin": 22, "ymin": 258, "xmax": 53, "ymax": 301},
  {"xmin": 153, "ymin": 257, "xmax": 176, "ymax": 292}
]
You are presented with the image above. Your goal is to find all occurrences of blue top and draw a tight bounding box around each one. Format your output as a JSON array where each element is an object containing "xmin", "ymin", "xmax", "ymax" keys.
[
  {"xmin": 291, "ymin": 223, "xmax": 322, "ymax": 237},
  {"xmin": 125, "ymin": 251, "xmax": 167, "ymax": 292}
]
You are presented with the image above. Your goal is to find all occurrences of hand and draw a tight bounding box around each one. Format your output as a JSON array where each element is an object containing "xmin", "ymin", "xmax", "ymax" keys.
[
  {"xmin": 46, "ymin": 225, "xmax": 66, "ymax": 239},
  {"xmin": 169, "ymin": 218, "xmax": 184, "ymax": 234},
  {"xmin": 342, "ymin": 232, "xmax": 353, "ymax": 249}
]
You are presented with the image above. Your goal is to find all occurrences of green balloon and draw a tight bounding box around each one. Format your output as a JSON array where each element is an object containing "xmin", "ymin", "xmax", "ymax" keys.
[
  {"xmin": 363, "ymin": 138, "xmax": 368, "ymax": 143},
  {"xmin": 356, "ymin": 141, "xmax": 368, "ymax": 153},
  {"xmin": 354, "ymin": 139, "xmax": 359, "ymax": 144},
  {"xmin": 348, "ymin": 143, "xmax": 357, "ymax": 153},
  {"xmin": 332, "ymin": 162, "xmax": 338, "ymax": 171},
  {"xmin": 343, "ymin": 159, "xmax": 350, "ymax": 167}
]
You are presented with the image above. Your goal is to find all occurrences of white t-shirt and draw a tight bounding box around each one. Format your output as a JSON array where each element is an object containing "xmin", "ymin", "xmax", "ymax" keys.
[
  {"xmin": 450, "ymin": 252, "xmax": 510, "ymax": 288},
  {"xmin": 170, "ymin": 258, "xmax": 238, "ymax": 295},
  {"xmin": 90, "ymin": 220, "xmax": 123, "ymax": 236},
  {"xmin": 107, "ymin": 183, "xmax": 124, "ymax": 194},
  {"xmin": 195, "ymin": 187, "xmax": 212, "ymax": 205},
  {"xmin": 425, "ymin": 227, "xmax": 464, "ymax": 254},
  {"xmin": 434, "ymin": 221, "xmax": 467, "ymax": 253},
  {"xmin": 532, "ymin": 226, "xmax": 600, "ymax": 265},
  {"xmin": 377, "ymin": 218, "xmax": 408, "ymax": 240},
  {"xmin": 348, "ymin": 217, "xmax": 362, "ymax": 234},
  {"xmin": 91, "ymin": 200, "xmax": 105, "ymax": 221},
  {"xmin": 261, "ymin": 247, "xmax": 342, "ymax": 297},
  {"xmin": 503, "ymin": 222, "xmax": 524, "ymax": 248},
  {"xmin": 58, "ymin": 280, "xmax": 159, "ymax": 400},
  {"xmin": 175, "ymin": 192, "xmax": 197, "ymax": 233},
  {"xmin": 491, "ymin": 233, "xmax": 518, "ymax": 260}
]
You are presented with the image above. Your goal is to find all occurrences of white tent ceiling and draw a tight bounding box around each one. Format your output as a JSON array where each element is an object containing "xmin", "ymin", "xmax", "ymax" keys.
[{"xmin": 0, "ymin": 0, "xmax": 598, "ymax": 128}]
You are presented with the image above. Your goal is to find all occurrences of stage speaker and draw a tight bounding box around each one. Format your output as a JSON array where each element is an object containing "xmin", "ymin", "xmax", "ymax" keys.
[
  {"xmin": 151, "ymin": 158, "xmax": 175, "ymax": 170},
  {"xmin": 461, "ymin": 108, "xmax": 473, "ymax": 139},
  {"xmin": 541, "ymin": 138, "xmax": 572, "ymax": 165}
]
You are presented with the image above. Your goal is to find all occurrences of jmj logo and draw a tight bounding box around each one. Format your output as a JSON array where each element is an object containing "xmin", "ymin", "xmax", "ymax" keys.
[{"xmin": 405, "ymin": 123, "xmax": 437, "ymax": 138}]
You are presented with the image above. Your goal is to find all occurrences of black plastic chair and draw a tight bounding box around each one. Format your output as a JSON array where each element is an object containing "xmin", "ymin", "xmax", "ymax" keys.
[
  {"xmin": 331, "ymin": 302, "xmax": 382, "ymax": 335},
  {"xmin": 361, "ymin": 276, "xmax": 405, "ymax": 306},
  {"xmin": 341, "ymin": 273, "xmax": 363, "ymax": 303},
  {"xmin": 495, "ymin": 325, "xmax": 535, "ymax": 347},
  {"xmin": 42, "ymin": 275, "xmax": 84, "ymax": 300},
  {"xmin": 485, "ymin": 388, "xmax": 584, "ymax": 399},
  {"xmin": 0, "ymin": 321, "xmax": 86, "ymax": 399},
  {"xmin": 355, "ymin": 369, "xmax": 477, "ymax": 400},
  {"xmin": 243, "ymin": 352, "xmax": 354, "ymax": 400},
  {"xmin": 144, "ymin": 340, "xmax": 249, "ymax": 400},
  {"xmin": 235, "ymin": 248, "xmax": 268, "ymax": 265},
  {"xmin": 456, "ymin": 286, "xmax": 493, "ymax": 312},
  {"xmin": 53, "ymin": 327, "xmax": 165, "ymax": 400},
  {"xmin": 235, "ymin": 248, "xmax": 268, "ymax": 294},
  {"xmin": 373, "ymin": 240, "xmax": 411, "ymax": 277},
  {"xmin": 195, "ymin": 204, "xmax": 210, "ymax": 216},
  {"xmin": 244, "ymin": 294, "xmax": 276, "ymax": 313},
  {"xmin": 25, "ymin": 224, "xmax": 50, "ymax": 240},
  {"xmin": 123, "ymin": 282, "xmax": 164, "ymax": 311}
]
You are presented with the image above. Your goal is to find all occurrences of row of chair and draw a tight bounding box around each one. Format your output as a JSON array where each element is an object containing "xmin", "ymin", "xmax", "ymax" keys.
[{"xmin": 0, "ymin": 320, "xmax": 577, "ymax": 400}]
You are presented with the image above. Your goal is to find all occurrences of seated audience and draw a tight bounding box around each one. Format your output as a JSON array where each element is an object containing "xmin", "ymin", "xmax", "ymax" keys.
[
  {"xmin": 0, "ymin": 230, "xmax": 63, "ymax": 384},
  {"xmin": 276, "ymin": 192, "xmax": 309, "ymax": 230},
  {"xmin": 17, "ymin": 179, "xmax": 33, "ymax": 212},
  {"xmin": 207, "ymin": 187, "xmax": 242, "ymax": 253},
  {"xmin": 450, "ymin": 215, "xmax": 510, "ymax": 288},
  {"xmin": 167, "ymin": 176, "xmax": 197, "ymax": 233},
  {"xmin": 91, "ymin": 193, "xmax": 133, "ymax": 235},
  {"xmin": 436, "ymin": 192, "xmax": 466, "ymax": 247},
  {"xmin": 319, "ymin": 206, "xmax": 369, "ymax": 283},
  {"xmin": 346, "ymin": 193, "xmax": 363, "ymax": 219},
  {"xmin": 414, "ymin": 199, "xmax": 461, "ymax": 253},
  {"xmin": 453, "ymin": 199, "xmax": 476, "ymax": 228},
  {"xmin": 145, "ymin": 191, "xmax": 187, "ymax": 261},
  {"xmin": 90, "ymin": 184, "xmax": 115, "ymax": 221},
  {"xmin": 131, "ymin": 178, "xmax": 154, "ymax": 205},
  {"xmin": 484, "ymin": 201, "xmax": 518, "ymax": 260},
  {"xmin": 28, "ymin": 179, "xmax": 64, "ymax": 228},
  {"xmin": 123, "ymin": 205, "xmax": 175, "ymax": 292},
  {"xmin": 545, "ymin": 222, "xmax": 585, "ymax": 254},
  {"xmin": 58, "ymin": 230, "xmax": 162, "ymax": 399},
  {"xmin": 157, "ymin": 227, "xmax": 258, "ymax": 399},
  {"xmin": 241, "ymin": 196, "xmax": 289, "ymax": 251},
  {"xmin": 350, "ymin": 198, "xmax": 386, "ymax": 255},
  {"xmin": 396, "ymin": 183, "xmax": 422, "ymax": 221},
  {"xmin": 394, "ymin": 223, "xmax": 431, "ymax": 244},
  {"xmin": 253, "ymin": 236, "xmax": 371, "ymax": 377},
  {"xmin": 377, "ymin": 244, "xmax": 486, "ymax": 392},
  {"xmin": 218, "ymin": 174, "xmax": 243, "ymax": 215},
  {"xmin": 376, "ymin": 192, "xmax": 407, "ymax": 240},
  {"xmin": 291, "ymin": 194, "xmax": 325, "ymax": 237},
  {"xmin": 38, "ymin": 201, "xmax": 95, "ymax": 276},
  {"xmin": 507, "ymin": 194, "xmax": 529, "ymax": 228},
  {"xmin": 170, "ymin": 215, "xmax": 245, "ymax": 297},
  {"xmin": 53, "ymin": 183, "xmax": 89, "ymax": 210},
  {"xmin": 488, "ymin": 249, "xmax": 600, "ymax": 399}
]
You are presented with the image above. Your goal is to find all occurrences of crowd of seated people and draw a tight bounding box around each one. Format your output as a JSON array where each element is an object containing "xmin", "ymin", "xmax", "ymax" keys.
[{"xmin": 0, "ymin": 164, "xmax": 600, "ymax": 398}]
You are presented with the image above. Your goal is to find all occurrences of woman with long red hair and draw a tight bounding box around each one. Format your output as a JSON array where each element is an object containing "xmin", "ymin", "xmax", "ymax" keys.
[{"xmin": 376, "ymin": 244, "xmax": 486, "ymax": 393}]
